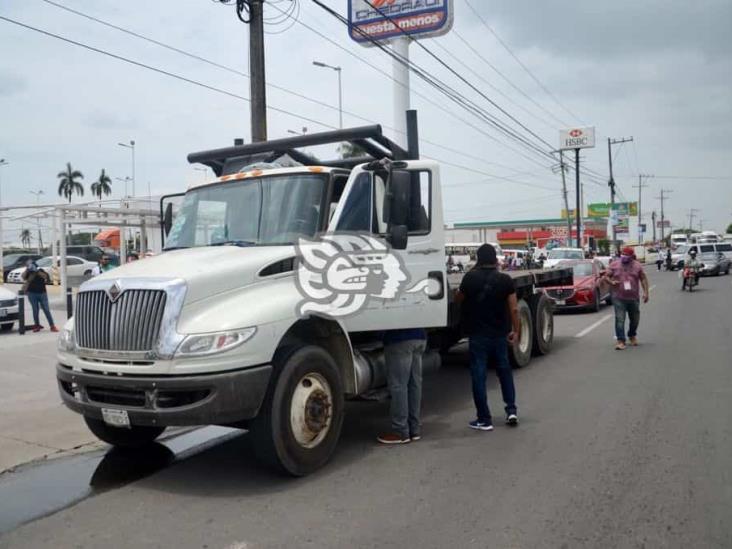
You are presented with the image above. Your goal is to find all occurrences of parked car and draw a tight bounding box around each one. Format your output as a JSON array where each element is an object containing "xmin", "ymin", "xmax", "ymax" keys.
[
  {"xmin": 3, "ymin": 253, "xmax": 42, "ymax": 282},
  {"xmin": 544, "ymin": 247, "xmax": 585, "ymax": 268},
  {"xmin": 5, "ymin": 255, "xmax": 97, "ymax": 283},
  {"xmin": 543, "ymin": 259, "xmax": 611, "ymax": 312},
  {"xmin": 699, "ymin": 252, "xmax": 731, "ymax": 276},
  {"xmin": 0, "ymin": 285, "xmax": 19, "ymax": 332}
]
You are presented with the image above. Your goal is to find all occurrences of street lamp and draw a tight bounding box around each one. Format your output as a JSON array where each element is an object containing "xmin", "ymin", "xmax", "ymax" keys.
[
  {"xmin": 312, "ymin": 61, "xmax": 343, "ymax": 129},
  {"xmin": 115, "ymin": 176, "xmax": 132, "ymax": 198},
  {"xmin": 287, "ymin": 127, "xmax": 308, "ymax": 136},
  {"xmin": 29, "ymin": 190, "xmax": 45, "ymax": 253},
  {"xmin": 117, "ymin": 140, "xmax": 136, "ymax": 197}
]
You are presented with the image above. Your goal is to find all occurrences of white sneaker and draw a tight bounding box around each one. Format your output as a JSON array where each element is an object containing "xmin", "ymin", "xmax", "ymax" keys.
[{"xmin": 506, "ymin": 414, "xmax": 519, "ymax": 426}]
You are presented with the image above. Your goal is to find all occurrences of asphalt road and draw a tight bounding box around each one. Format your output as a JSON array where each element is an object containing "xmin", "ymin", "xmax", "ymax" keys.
[{"xmin": 2, "ymin": 269, "xmax": 731, "ymax": 548}]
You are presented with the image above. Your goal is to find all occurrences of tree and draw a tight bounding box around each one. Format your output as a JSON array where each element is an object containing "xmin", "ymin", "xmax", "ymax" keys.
[
  {"xmin": 337, "ymin": 142, "xmax": 368, "ymax": 159},
  {"xmin": 90, "ymin": 169, "xmax": 112, "ymax": 201},
  {"xmin": 20, "ymin": 228, "xmax": 33, "ymax": 249},
  {"xmin": 57, "ymin": 163, "xmax": 84, "ymax": 203},
  {"xmin": 726, "ymin": 223, "xmax": 732, "ymax": 235}
]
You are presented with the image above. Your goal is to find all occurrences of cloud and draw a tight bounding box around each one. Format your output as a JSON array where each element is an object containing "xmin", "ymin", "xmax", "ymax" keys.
[{"xmin": 82, "ymin": 110, "xmax": 139, "ymax": 130}]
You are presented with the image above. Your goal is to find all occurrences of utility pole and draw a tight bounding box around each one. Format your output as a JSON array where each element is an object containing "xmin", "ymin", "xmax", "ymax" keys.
[
  {"xmin": 558, "ymin": 151, "xmax": 572, "ymax": 244},
  {"xmin": 249, "ymin": 0, "xmax": 267, "ymax": 142},
  {"xmin": 656, "ymin": 188, "xmax": 672, "ymax": 242},
  {"xmin": 651, "ymin": 211, "xmax": 657, "ymax": 243},
  {"xmin": 575, "ymin": 148, "xmax": 581, "ymax": 248},
  {"xmin": 633, "ymin": 174, "xmax": 652, "ymax": 244},
  {"xmin": 607, "ymin": 136, "xmax": 633, "ymax": 247},
  {"xmin": 687, "ymin": 208, "xmax": 699, "ymax": 232}
]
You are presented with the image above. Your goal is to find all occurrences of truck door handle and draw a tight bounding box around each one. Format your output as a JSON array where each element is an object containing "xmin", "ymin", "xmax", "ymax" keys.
[
  {"xmin": 427, "ymin": 271, "xmax": 444, "ymax": 300},
  {"xmin": 408, "ymin": 248, "xmax": 441, "ymax": 255}
]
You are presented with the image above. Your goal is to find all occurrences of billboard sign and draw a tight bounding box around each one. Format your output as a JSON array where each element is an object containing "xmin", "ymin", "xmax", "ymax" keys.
[
  {"xmin": 348, "ymin": 0, "xmax": 454, "ymax": 45},
  {"xmin": 559, "ymin": 127, "xmax": 596, "ymax": 150},
  {"xmin": 656, "ymin": 220, "xmax": 671, "ymax": 228},
  {"xmin": 588, "ymin": 202, "xmax": 638, "ymax": 219}
]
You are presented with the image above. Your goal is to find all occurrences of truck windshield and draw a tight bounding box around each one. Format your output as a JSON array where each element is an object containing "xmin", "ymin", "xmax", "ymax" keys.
[{"xmin": 165, "ymin": 173, "xmax": 326, "ymax": 249}]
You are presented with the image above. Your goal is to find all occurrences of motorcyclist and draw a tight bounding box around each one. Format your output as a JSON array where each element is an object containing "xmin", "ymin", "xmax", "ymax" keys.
[
  {"xmin": 685, "ymin": 249, "xmax": 701, "ymax": 285},
  {"xmin": 665, "ymin": 249, "xmax": 673, "ymax": 271}
]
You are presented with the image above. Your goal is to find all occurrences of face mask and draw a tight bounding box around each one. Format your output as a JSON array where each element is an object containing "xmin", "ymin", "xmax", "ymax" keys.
[{"xmin": 621, "ymin": 255, "xmax": 632, "ymax": 264}]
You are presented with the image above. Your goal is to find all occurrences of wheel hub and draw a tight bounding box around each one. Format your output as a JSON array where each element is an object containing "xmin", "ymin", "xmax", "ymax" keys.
[{"xmin": 290, "ymin": 373, "xmax": 333, "ymax": 449}]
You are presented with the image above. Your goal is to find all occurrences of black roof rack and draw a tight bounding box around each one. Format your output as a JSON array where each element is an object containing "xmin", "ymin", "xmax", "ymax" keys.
[{"xmin": 187, "ymin": 124, "xmax": 410, "ymax": 176}]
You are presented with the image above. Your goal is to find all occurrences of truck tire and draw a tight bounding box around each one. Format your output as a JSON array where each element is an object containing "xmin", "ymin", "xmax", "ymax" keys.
[
  {"xmin": 509, "ymin": 299, "xmax": 533, "ymax": 368},
  {"xmin": 529, "ymin": 293, "xmax": 553, "ymax": 356},
  {"xmin": 251, "ymin": 345, "xmax": 344, "ymax": 477},
  {"xmin": 1, "ymin": 323, "xmax": 13, "ymax": 332},
  {"xmin": 83, "ymin": 417, "xmax": 165, "ymax": 448}
]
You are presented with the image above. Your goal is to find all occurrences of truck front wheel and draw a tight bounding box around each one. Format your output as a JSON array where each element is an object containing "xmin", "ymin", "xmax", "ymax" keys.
[
  {"xmin": 530, "ymin": 293, "xmax": 553, "ymax": 356},
  {"xmin": 509, "ymin": 299, "xmax": 534, "ymax": 368},
  {"xmin": 84, "ymin": 417, "xmax": 165, "ymax": 448},
  {"xmin": 251, "ymin": 345, "xmax": 344, "ymax": 476}
]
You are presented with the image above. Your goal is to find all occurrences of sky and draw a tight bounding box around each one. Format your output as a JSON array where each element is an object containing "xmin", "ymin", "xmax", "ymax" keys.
[{"xmin": 1, "ymin": 0, "xmax": 731, "ymax": 246}]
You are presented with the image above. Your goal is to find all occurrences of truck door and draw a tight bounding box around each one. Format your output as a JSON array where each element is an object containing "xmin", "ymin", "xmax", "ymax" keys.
[{"xmin": 328, "ymin": 161, "xmax": 447, "ymax": 331}]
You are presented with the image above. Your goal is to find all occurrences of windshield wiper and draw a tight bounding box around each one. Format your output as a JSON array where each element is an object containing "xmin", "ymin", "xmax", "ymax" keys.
[{"xmin": 210, "ymin": 240, "xmax": 257, "ymax": 247}]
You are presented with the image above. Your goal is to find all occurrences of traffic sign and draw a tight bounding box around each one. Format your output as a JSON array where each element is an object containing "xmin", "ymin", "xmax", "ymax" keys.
[{"xmin": 559, "ymin": 127, "xmax": 596, "ymax": 150}]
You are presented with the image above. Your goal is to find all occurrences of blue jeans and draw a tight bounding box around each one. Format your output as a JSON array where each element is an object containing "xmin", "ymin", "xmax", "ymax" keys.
[
  {"xmin": 468, "ymin": 335, "xmax": 517, "ymax": 424},
  {"xmin": 385, "ymin": 339, "xmax": 426, "ymax": 438},
  {"xmin": 613, "ymin": 298, "xmax": 640, "ymax": 342},
  {"xmin": 27, "ymin": 292, "xmax": 54, "ymax": 327}
]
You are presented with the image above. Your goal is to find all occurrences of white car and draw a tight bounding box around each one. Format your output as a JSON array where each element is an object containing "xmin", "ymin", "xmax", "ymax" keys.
[
  {"xmin": 6, "ymin": 255, "xmax": 97, "ymax": 283},
  {"xmin": 544, "ymin": 248, "xmax": 585, "ymax": 268},
  {"xmin": 0, "ymin": 285, "xmax": 19, "ymax": 332}
]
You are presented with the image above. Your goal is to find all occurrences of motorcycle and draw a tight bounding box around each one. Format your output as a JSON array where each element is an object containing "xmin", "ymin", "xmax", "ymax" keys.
[{"xmin": 681, "ymin": 265, "xmax": 699, "ymax": 291}]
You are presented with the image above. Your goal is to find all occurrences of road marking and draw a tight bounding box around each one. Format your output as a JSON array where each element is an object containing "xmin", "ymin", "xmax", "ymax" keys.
[{"xmin": 575, "ymin": 314, "xmax": 613, "ymax": 338}]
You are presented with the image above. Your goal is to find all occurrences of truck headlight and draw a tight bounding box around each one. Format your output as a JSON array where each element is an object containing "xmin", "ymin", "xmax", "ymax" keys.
[
  {"xmin": 57, "ymin": 325, "xmax": 75, "ymax": 352},
  {"xmin": 176, "ymin": 327, "xmax": 256, "ymax": 357}
]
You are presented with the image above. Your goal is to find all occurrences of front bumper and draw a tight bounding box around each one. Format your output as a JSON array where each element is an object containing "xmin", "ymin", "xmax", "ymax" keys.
[
  {"xmin": 0, "ymin": 311, "xmax": 19, "ymax": 324},
  {"xmin": 57, "ymin": 363, "xmax": 272, "ymax": 427}
]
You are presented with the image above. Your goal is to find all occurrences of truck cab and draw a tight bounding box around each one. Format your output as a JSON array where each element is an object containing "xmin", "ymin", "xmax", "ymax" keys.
[{"xmin": 57, "ymin": 123, "xmax": 447, "ymax": 475}]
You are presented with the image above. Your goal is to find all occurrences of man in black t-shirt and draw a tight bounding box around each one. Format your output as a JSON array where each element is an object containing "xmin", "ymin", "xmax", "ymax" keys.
[{"xmin": 456, "ymin": 244, "xmax": 520, "ymax": 431}]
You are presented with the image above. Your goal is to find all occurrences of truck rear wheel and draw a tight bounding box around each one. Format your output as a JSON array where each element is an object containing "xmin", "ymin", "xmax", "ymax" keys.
[
  {"xmin": 509, "ymin": 299, "xmax": 533, "ymax": 368},
  {"xmin": 84, "ymin": 417, "xmax": 165, "ymax": 448},
  {"xmin": 530, "ymin": 293, "xmax": 553, "ymax": 356},
  {"xmin": 251, "ymin": 345, "xmax": 344, "ymax": 477}
]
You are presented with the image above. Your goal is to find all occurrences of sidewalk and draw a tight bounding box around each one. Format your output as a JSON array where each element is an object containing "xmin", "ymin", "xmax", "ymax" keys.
[{"xmin": 0, "ymin": 284, "xmax": 103, "ymax": 473}]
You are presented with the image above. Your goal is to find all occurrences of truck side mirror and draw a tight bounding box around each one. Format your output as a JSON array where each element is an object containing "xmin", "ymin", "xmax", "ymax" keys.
[
  {"xmin": 163, "ymin": 203, "xmax": 174, "ymax": 237},
  {"xmin": 384, "ymin": 169, "xmax": 410, "ymax": 250},
  {"xmin": 384, "ymin": 169, "xmax": 411, "ymax": 226},
  {"xmin": 388, "ymin": 224, "xmax": 408, "ymax": 250}
]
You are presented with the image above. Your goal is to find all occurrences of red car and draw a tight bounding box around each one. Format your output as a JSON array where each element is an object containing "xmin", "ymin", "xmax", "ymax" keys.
[{"xmin": 544, "ymin": 259, "xmax": 611, "ymax": 312}]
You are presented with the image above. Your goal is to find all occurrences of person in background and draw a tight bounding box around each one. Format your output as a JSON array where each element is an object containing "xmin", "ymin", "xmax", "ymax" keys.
[
  {"xmin": 21, "ymin": 261, "xmax": 58, "ymax": 333},
  {"xmin": 92, "ymin": 254, "xmax": 115, "ymax": 276},
  {"xmin": 665, "ymin": 249, "xmax": 673, "ymax": 271},
  {"xmin": 456, "ymin": 244, "xmax": 520, "ymax": 431},
  {"xmin": 377, "ymin": 328, "xmax": 427, "ymax": 445},
  {"xmin": 126, "ymin": 252, "xmax": 139, "ymax": 263},
  {"xmin": 604, "ymin": 246, "xmax": 649, "ymax": 350},
  {"xmin": 655, "ymin": 248, "xmax": 664, "ymax": 271}
]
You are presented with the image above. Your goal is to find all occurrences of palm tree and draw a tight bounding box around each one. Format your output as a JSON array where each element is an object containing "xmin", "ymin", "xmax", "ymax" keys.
[
  {"xmin": 57, "ymin": 163, "xmax": 84, "ymax": 203},
  {"xmin": 20, "ymin": 228, "xmax": 33, "ymax": 249},
  {"xmin": 90, "ymin": 169, "xmax": 113, "ymax": 201}
]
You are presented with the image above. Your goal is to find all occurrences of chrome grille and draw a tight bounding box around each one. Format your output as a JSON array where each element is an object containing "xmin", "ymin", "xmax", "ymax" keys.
[
  {"xmin": 76, "ymin": 290, "xmax": 167, "ymax": 351},
  {"xmin": 546, "ymin": 288, "xmax": 575, "ymax": 301}
]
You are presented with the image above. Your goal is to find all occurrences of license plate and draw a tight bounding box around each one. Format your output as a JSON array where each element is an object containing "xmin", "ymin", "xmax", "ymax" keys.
[
  {"xmin": 101, "ymin": 408, "xmax": 131, "ymax": 428},
  {"xmin": 555, "ymin": 300, "xmax": 566, "ymax": 306},
  {"xmin": 0, "ymin": 309, "xmax": 6, "ymax": 318}
]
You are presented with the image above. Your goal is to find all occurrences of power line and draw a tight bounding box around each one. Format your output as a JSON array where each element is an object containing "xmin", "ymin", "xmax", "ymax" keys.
[
  {"xmin": 462, "ymin": 0, "xmax": 584, "ymax": 125},
  {"xmin": 28, "ymin": 2, "xmax": 531, "ymax": 176},
  {"xmin": 282, "ymin": 1, "xmax": 555, "ymax": 169},
  {"xmin": 0, "ymin": 14, "xmax": 336, "ymax": 130},
  {"xmin": 307, "ymin": 0, "xmax": 557, "ymax": 164},
  {"xmin": 357, "ymin": 0, "xmax": 557, "ymax": 155}
]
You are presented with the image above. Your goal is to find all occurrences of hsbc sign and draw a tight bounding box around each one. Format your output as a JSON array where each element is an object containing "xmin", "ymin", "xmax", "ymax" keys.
[
  {"xmin": 348, "ymin": 0, "xmax": 453, "ymax": 45},
  {"xmin": 559, "ymin": 127, "xmax": 596, "ymax": 150}
]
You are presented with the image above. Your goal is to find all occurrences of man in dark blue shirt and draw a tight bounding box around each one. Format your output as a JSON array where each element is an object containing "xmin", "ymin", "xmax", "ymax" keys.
[{"xmin": 377, "ymin": 328, "xmax": 427, "ymax": 444}]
